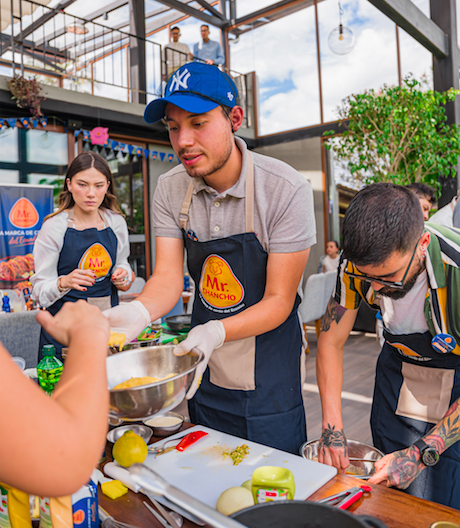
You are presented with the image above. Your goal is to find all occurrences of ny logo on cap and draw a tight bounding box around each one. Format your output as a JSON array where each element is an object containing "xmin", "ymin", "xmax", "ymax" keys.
[{"xmin": 169, "ymin": 68, "xmax": 191, "ymax": 93}]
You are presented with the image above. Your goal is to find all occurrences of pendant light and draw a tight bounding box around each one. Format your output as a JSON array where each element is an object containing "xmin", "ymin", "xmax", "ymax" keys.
[{"xmin": 328, "ymin": 0, "xmax": 355, "ymax": 55}]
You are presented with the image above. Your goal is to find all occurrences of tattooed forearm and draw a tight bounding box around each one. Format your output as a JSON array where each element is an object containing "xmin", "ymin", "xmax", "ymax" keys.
[
  {"xmin": 321, "ymin": 298, "xmax": 347, "ymax": 332},
  {"xmin": 385, "ymin": 446, "xmax": 424, "ymax": 489},
  {"xmin": 319, "ymin": 424, "xmax": 348, "ymax": 458},
  {"xmin": 423, "ymin": 398, "xmax": 460, "ymax": 453}
]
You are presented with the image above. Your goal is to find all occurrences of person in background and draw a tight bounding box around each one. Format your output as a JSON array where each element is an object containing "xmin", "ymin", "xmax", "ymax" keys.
[
  {"xmin": 406, "ymin": 182, "xmax": 436, "ymax": 221},
  {"xmin": 163, "ymin": 26, "xmax": 191, "ymax": 77},
  {"xmin": 31, "ymin": 152, "xmax": 133, "ymax": 360},
  {"xmin": 322, "ymin": 241, "xmax": 340, "ymax": 273},
  {"xmin": 316, "ymin": 183, "xmax": 460, "ymax": 509},
  {"xmin": 453, "ymin": 196, "xmax": 460, "ymax": 229},
  {"xmin": 429, "ymin": 187, "xmax": 460, "ymax": 227},
  {"xmin": 1, "ymin": 300, "xmax": 109, "ymax": 496},
  {"xmin": 191, "ymin": 25, "xmax": 225, "ymax": 66},
  {"xmin": 104, "ymin": 62, "xmax": 316, "ymax": 455}
]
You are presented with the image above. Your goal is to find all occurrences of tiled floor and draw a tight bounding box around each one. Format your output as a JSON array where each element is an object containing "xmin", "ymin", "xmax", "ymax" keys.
[
  {"xmin": 177, "ymin": 328, "xmax": 381, "ymax": 447},
  {"xmin": 303, "ymin": 327, "xmax": 381, "ymax": 445}
]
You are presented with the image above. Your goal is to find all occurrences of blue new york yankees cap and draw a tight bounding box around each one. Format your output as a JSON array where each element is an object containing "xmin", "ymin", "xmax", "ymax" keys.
[{"xmin": 144, "ymin": 62, "xmax": 239, "ymax": 124}]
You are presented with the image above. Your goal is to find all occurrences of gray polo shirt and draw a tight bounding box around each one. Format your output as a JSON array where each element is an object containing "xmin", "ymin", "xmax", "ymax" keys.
[{"xmin": 152, "ymin": 137, "xmax": 316, "ymax": 254}]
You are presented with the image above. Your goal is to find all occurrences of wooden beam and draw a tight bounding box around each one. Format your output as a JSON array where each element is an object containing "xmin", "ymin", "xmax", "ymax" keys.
[
  {"xmin": 367, "ymin": 0, "xmax": 448, "ymax": 58},
  {"xmin": 152, "ymin": 0, "xmax": 226, "ymax": 28},
  {"xmin": 194, "ymin": 0, "xmax": 225, "ymax": 20},
  {"xmin": 129, "ymin": 0, "xmax": 146, "ymax": 104}
]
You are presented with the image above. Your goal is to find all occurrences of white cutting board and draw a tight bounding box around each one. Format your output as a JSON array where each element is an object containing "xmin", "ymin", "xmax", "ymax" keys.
[{"xmin": 144, "ymin": 425, "xmax": 337, "ymax": 508}]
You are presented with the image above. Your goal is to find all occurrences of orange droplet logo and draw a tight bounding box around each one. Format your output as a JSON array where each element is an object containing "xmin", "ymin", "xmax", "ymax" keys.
[
  {"xmin": 9, "ymin": 198, "xmax": 39, "ymax": 228},
  {"xmin": 199, "ymin": 255, "xmax": 244, "ymax": 308},
  {"xmin": 73, "ymin": 510, "xmax": 85, "ymax": 525},
  {"xmin": 78, "ymin": 243, "xmax": 112, "ymax": 279}
]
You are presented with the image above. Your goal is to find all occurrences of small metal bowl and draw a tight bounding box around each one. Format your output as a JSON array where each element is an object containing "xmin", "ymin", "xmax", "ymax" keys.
[
  {"xmin": 300, "ymin": 439, "xmax": 383, "ymax": 480},
  {"xmin": 107, "ymin": 424, "xmax": 153, "ymax": 444},
  {"xmin": 143, "ymin": 412, "xmax": 185, "ymax": 436}
]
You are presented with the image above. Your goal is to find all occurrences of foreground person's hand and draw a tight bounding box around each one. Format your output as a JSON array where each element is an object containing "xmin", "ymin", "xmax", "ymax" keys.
[
  {"xmin": 37, "ymin": 300, "xmax": 109, "ymax": 347},
  {"xmin": 368, "ymin": 446, "xmax": 424, "ymax": 489},
  {"xmin": 174, "ymin": 320, "xmax": 226, "ymax": 399},
  {"xmin": 317, "ymin": 424, "xmax": 349, "ymax": 474},
  {"xmin": 102, "ymin": 301, "xmax": 151, "ymax": 344}
]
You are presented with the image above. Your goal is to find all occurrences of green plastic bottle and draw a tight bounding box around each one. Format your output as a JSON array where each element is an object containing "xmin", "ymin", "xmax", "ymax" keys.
[{"xmin": 37, "ymin": 345, "xmax": 63, "ymax": 395}]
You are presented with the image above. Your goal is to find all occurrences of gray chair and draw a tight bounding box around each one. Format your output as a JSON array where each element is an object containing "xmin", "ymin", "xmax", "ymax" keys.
[
  {"xmin": 298, "ymin": 271, "xmax": 337, "ymax": 353},
  {"xmin": 0, "ymin": 311, "xmax": 41, "ymax": 368}
]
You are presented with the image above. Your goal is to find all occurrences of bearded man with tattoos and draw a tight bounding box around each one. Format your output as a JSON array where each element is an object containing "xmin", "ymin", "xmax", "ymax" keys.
[{"xmin": 316, "ymin": 182, "xmax": 460, "ymax": 509}]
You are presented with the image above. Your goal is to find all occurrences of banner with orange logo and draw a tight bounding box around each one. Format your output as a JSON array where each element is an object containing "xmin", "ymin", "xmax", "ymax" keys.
[{"xmin": 0, "ymin": 184, "xmax": 53, "ymax": 288}]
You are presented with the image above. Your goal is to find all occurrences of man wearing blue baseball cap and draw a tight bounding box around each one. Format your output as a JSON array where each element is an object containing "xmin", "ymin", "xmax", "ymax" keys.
[{"xmin": 105, "ymin": 63, "xmax": 316, "ymax": 454}]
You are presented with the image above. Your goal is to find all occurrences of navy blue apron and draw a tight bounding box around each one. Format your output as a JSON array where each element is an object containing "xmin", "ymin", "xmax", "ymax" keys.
[
  {"xmin": 38, "ymin": 210, "xmax": 118, "ymax": 361},
  {"xmin": 371, "ymin": 327, "xmax": 460, "ymax": 509},
  {"xmin": 180, "ymin": 154, "xmax": 306, "ymax": 454}
]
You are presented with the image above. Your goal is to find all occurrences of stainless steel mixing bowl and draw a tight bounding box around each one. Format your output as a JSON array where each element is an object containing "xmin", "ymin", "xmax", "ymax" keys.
[
  {"xmin": 107, "ymin": 345, "xmax": 203, "ymax": 421},
  {"xmin": 300, "ymin": 439, "xmax": 383, "ymax": 479}
]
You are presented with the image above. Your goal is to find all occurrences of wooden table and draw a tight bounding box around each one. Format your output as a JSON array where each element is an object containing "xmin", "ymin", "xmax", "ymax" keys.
[{"xmin": 99, "ymin": 424, "xmax": 460, "ymax": 528}]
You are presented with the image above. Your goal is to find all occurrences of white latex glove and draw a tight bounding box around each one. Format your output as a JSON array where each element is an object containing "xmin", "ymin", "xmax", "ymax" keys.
[
  {"xmin": 103, "ymin": 300, "xmax": 151, "ymax": 344},
  {"xmin": 174, "ymin": 320, "xmax": 226, "ymax": 400}
]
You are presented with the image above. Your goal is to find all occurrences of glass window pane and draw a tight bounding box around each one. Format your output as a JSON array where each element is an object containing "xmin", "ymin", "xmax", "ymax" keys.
[
  {"xmin": 399, "ymin": 27, "xmax": 433, "ymax": 87},
  {"xmin": 0, "ymin": 128, "xmax": 19, "ymax": 162},
  {"xmin": 28, "ymin": 174, "xmax": 64, "ymax": 208},
  {"xmin": 319, "ymin": 0, "xmax": 399, "ymax": 122},
  {"xmin": 26, "ymin": 130, "xmax": 68, "ymax": 165},
  {"xmin": 231, "ymin": 7, "xmax": 320, "ymax": 135},
  {"xmin": 0, "ymin": 170, "xmax": 19, "ymax": 184}
]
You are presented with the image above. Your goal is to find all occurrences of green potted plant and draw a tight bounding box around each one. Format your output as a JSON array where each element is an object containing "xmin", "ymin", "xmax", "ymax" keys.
[
  {"xmin": 8, "ymin": 74, "xmax": 46, "ymax": 119},
  {"xmin": 323, "ymin": 77, "xmax": 460, "ymax": 193}
]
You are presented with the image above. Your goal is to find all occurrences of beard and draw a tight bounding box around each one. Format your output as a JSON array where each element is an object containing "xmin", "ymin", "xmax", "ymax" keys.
[
  {"xmin": 378, "ymin": 256, "xmax": 425, "ymax": 300},
  {"xmin": 180, "ymin": 137, "xmax": 233, "ymax": 180}
]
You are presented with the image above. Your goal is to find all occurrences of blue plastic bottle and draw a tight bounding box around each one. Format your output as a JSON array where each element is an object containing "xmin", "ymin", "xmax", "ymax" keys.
[
  {"xmin": 2, "ymin": 294, "xmax": 11, "ymax": 313},
  {"xmin": 37, "ymin": 345, "xmax": 63, "ymax": 395}
]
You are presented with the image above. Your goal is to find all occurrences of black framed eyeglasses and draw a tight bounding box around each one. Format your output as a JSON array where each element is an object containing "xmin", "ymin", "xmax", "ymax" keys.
[{"xmin": 344, "ymin": 241, "xmax": 419, "ymax": 290}]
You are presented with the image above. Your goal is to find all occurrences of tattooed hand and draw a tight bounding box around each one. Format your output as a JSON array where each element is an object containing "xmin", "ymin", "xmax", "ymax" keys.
[
  {"xmin": 368, "ymin": 446, "xmax": 424, "ymax": 489},
  {"xmin": 318, "ymin": 424, "xmax": 349, "ymax": 473}
]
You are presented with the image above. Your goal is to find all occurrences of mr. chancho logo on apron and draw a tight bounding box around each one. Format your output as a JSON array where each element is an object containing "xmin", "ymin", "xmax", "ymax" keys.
[
  {"xmin": 78, "ymin": 243, "xmax": 112, "ymax": 280},
  {"xmin": 9, "ymin": 198, "xmax": 39, "ymax": 229},
  {"xmin": 199, "ymin": 255, "xmax": 244, "ymax": 311}
]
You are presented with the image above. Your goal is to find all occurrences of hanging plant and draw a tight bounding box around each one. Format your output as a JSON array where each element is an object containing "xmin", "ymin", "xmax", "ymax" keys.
[{"xmin": 7, "ymin": 75, "xmax": 46, "ymax": 119}]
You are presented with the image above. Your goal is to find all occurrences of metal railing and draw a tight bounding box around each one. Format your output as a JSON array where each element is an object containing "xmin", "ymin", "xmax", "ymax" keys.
[
  {"xmin": 0, "ymin": 0, "xmax": 162, "ymax": 102},
  {"xmin": 0, "ymin": 0, "xmax": 251, "ymax": 127}
]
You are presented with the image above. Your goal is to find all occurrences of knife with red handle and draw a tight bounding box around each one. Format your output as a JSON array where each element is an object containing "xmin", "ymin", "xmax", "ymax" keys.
[{"xmin": 175, "ymin": 431, "xmax": 208, "ymax": 451}]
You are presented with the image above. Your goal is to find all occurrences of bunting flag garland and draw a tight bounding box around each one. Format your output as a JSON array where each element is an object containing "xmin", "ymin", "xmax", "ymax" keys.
[{"xmin": 1, "ymin": 118, "xmax": 177, "ymax": 163}]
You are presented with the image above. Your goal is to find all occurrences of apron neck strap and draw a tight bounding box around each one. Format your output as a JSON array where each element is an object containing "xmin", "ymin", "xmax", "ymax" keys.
[
  {"xmin": 245, "ymin": 152, "xmax": 255, "ymax": 233},
  {"xmin": 179, "ymin": 151, "xmax": 255, "ymax": 233}
]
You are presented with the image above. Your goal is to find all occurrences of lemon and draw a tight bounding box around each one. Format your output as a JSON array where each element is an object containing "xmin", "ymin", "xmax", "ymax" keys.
[{"xmin": 112, "ymin": 430, "xmax": 148, "ymax": 467}]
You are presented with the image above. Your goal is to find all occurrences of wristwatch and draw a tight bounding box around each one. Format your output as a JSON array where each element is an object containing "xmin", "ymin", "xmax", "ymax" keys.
[{"xmin": 413, "ymin": 439, "xmax": 440, "ymax": 467}]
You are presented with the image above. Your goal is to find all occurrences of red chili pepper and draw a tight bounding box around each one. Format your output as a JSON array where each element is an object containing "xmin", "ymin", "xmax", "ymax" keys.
[{"xmin": 176, "ymin": 431, "xmax": 208, "ymax": 451}]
